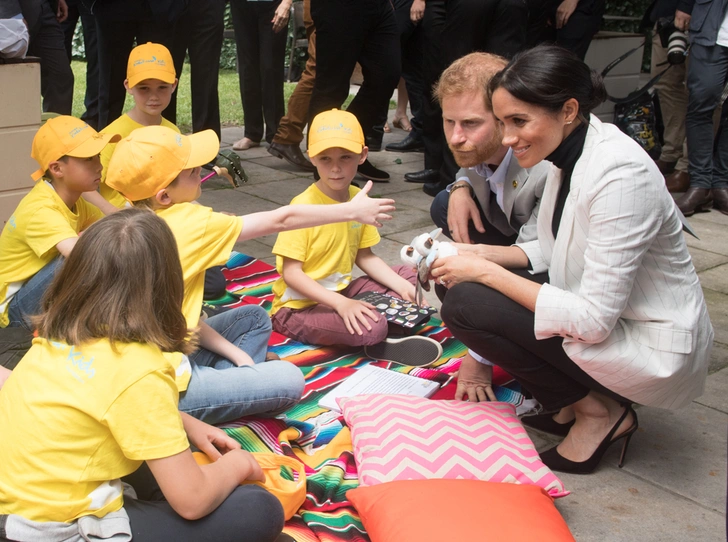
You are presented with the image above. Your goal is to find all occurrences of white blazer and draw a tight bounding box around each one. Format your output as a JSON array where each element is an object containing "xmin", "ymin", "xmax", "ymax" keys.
[{"xmin": 517, "ymin": 116, "xmax": 713, "ymax": 409}]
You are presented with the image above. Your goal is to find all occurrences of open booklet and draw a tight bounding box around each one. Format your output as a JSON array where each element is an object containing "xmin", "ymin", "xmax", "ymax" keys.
[{"xmin": 318, "ymin": 365, "xmax": 441, "ymax": 413}]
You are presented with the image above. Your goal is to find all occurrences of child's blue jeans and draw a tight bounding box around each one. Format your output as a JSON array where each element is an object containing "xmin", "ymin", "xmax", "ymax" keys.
[
  {"xmin": 7, "ymin": 257, "xmax": 64, "ymax": 330},
  {"xmin": 178, "ymin": 304, "xmax": 305, "ymax": 425}
]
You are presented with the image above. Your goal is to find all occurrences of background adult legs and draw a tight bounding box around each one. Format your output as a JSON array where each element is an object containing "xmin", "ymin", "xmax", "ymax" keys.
[
  {"xmin": 28, "ymin": 0, "xmax": 74, "ymax": 115},
  {"xmin": 685, "ymin": 43, "xmax": 728, "ymax": 189},
  {"xmin": 168, "ymin": 0, "xmax": 226, "ymax": 136},
  {"xmin": 273, "ymin": 0, "xmax": 316, "ymax": 146},
  {"xmin": 61, "ymin": 0, "xmax": 99, "ymax": 128},
  {"xmin": 94, "ymin": 0, "xmax": 176, "ymax": 128}
]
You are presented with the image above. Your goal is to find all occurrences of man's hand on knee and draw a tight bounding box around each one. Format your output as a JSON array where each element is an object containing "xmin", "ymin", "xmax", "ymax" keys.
[{"xmin": 447, "ymin": 185, "xmax": 484, "ymax": 244}]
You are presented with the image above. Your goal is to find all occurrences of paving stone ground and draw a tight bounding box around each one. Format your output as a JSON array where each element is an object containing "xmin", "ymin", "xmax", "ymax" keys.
[{"xmin": 197, "ymin": 119, "xmax": 727, "ymax": 541}]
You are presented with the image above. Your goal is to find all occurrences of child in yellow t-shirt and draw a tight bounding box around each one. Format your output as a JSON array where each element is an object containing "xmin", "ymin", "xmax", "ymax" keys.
[
  {"xmin": 104, "ymin": 125, "xmax": 396, "ymax": 424},
  {"xmin": 0, "ymin": 116, "xmax": 119, "ymax": 335},
  {"xmin": 86, "ymin": 41, "xmax": 228, "ymax": 301},
  {"xmin": 0, "ymin": 208, "xmax": 284, "ymax": 541},
  {"xmin": 270, "ymin": 110, "xmax": 442, "ymax": 366},
  {"xmin": 83, "ymin": 42, "xmax": 180, "ymax": 215}
]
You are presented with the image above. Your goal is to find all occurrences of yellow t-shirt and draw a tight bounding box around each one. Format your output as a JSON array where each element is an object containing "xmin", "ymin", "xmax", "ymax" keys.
[
  {"xmin": 0, "ymin": 181, "xmax": 104, "ymax": 327},
  {"xmin": 155, "ymin": 203, "xmax": 243, "ymax": 390},
  {"xmin": 270, "ymin": 184, "xmax": 380, "ymax": 314},
  {"xmin": 0, "ymin": 338, "xmax": 189, "ymax": 523},
  {"xmin": 100, "ymin": 114, "xmax": 180, "ymax": 209}
]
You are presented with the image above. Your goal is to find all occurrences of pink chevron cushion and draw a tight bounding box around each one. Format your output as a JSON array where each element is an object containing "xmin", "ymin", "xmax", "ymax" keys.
[{"xmin": 338, "ymin": 395, "xmax": 568, "ymax": 498}]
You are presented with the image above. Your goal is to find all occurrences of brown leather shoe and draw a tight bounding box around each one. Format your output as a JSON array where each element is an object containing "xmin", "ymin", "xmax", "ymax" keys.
[
  {"xmin": 655, "ymin": 159, "xmax": 677, "ymax": 175},
  {"xmin": 712, "ymin": 187, "xmax": 728, "ymax": 215},
  {"xmin": 267, "ymin": 141, "xmax": 317, "ymax": 172},
  {"xmin": 665, "ymin": 170, "xmax": 690, "ymax": 193},
  {"xmin": 676, "ymin": 187, "xmax": 713, "ymax": 216}
]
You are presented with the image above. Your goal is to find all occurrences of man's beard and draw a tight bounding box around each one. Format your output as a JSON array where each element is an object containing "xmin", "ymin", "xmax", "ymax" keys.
[{"xmin": 449, "ymin": 135, "xmax": 502, "ymax": 168}]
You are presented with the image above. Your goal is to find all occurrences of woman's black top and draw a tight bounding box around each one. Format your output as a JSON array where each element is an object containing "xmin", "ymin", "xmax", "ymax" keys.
[{"xmin": 546, "ymin": 120, "xmax": 589, "ymax": 237}]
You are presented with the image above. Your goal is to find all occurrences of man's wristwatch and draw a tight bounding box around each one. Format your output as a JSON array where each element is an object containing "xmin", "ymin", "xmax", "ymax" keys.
[{"xmin": 449, "ymin": 182, "xmax": 474, "ymax": 198}]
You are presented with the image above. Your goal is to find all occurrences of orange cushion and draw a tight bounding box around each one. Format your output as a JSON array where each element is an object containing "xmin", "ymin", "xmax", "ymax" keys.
[{"xmin": 347, "ymin": 479, "xmax": 575, "ymax": 542}]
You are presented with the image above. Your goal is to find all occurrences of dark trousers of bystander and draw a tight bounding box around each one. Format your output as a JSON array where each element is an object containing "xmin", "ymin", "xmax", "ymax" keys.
[
  {"xmin": 167, "ymin": 0, "xmax": 226, "ymax": 137},
  {"xmin": 308, "ymin": 0, "xmax": 400, "ymax": 142},
  {"xmin": 94, "ymin": 0, "xmax": 178, "ymax": 128},
  {"xmin": 27, "ymin": 0, "xmax": 74, "ymax": 115},
  {"xmin": 230, "ymin": 0, "xmax": 287, "ymax": 144},
  {"xmin": 686, "ymin": 43, "xmax": 728, "ymax": 189},
  {"xmin": 421, "ymin": 0, "xmax": 527, "ymax": 189},
  {"xmin": 61, "ymin": 0, "xmax": 98, "ymax": 128}
]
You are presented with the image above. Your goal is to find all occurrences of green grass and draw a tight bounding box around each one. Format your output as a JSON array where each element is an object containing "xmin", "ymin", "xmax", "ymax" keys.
[{"xmin": 71, "ymin": 61, "xmax": 370, "ymax": 133}]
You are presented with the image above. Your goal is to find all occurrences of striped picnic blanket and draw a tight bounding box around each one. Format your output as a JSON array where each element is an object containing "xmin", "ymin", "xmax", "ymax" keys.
[{"xmin": 208, "ymin": 253, "xmax": 530, "ymax": 542}]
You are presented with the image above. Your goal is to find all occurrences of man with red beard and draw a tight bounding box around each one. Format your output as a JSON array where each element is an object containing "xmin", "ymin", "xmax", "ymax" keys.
[
  {"xmin": 429, "ymin": 52, "xmax": 549, "ymax": 247},
  {"xmin": 428, "ymin": 52, "xmax": 549, "ymax": 401}
]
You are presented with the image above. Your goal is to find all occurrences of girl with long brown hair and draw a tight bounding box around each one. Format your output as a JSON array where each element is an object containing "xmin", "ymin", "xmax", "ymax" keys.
[{"xmin": 0, "ymin": 209, "xmax": 284, "ymax": 541}]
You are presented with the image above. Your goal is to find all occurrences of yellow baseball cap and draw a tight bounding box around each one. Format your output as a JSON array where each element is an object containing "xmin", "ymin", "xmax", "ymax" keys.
[
  {"xmin": 106, "ymin": 126, "xmax": 219, "ymax": 201},
  {"xmin": 126, "ymin": 42, "xmax": 176, "ymax": 88},
  {"xmin": 30, "ymin": 116, "xmax": 121, "ymax": 181},
  {"xmin": 308, "ymin": 109, "xmax": 364, "ymax": 157}
]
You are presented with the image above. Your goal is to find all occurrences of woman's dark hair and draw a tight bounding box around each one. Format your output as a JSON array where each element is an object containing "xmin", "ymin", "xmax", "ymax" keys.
[
  {"xmin": 489, "ymin": 45, "xmax": 607, "ymax": 120},
  {"xmin": 35, "ymin": 208, "xmax": 196, "ymax": 354}
]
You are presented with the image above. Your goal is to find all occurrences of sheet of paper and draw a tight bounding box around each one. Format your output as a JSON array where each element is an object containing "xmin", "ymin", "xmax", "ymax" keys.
[{"xmin": 318, "ymin": 365, "xmax": 440, "ymax": 413}]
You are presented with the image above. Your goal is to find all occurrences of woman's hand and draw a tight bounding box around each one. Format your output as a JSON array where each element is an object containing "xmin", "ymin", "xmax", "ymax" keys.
[
  {"xmin": 334, "ymin": 297, "xmax": 380, "ymax": 335},
  {"xmin": 455, "ymin": 353, "xmax": 496, "ymax": 402},
  {"xmin": 410, "ymin": 0, "xmax": 425, "ymax": 23},
  {"xmin": 272, "ymin": 1, "xmax": 291, "ymax": 33},
  {"xmin": 555, "ymin": 0, "xmax": 578, "ymax": 29},
  {"xmin": 181, "ymin": 413, "xmax": 241, "ymax": 461},
  {"xmin": 349, "ymin": 181, "xmax": 396, "ymax": 227},
  {"xmin": 430, "ymin": 253, "xmax": 500, "ymax": 288}
]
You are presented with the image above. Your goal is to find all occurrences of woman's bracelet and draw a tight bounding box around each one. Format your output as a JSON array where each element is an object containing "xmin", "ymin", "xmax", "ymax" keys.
[{"xmin": 449, "ymin": 182, "xmax": 474, "ymax": 198}]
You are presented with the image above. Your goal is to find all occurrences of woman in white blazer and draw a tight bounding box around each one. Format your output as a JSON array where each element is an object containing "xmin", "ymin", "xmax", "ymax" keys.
[{"xmin": 432, "ymin": 45, "xmax": 713, "ymax": 474}]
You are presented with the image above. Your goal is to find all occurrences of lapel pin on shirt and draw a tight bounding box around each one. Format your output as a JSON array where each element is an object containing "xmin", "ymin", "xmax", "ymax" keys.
[{"xmin": 512, "ymin": 179, "xmax": 518, "ymax": 189}]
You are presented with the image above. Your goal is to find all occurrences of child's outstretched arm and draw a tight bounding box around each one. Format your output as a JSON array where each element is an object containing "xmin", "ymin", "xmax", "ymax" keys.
[
  {"xmin": 146, "ymin": 413, "xmax": 264, "ymax": 520},
  {"xmin": 0, "ymin": 366, "xmax": 11, "ymax": 391},
  {"xmin": 197, "ymin": 320, "xmax": 255, "ymax": 366},
  {"xmin": 281, "ymin": 257, "xmax": 380, "ymax": 336},
  {"xmin": 237, "ymin": 181, "xmax": 395, "ymax": 242},
  {"xmin": 356, "ymin": 248, "xmax": 417, "ymax": 303}
]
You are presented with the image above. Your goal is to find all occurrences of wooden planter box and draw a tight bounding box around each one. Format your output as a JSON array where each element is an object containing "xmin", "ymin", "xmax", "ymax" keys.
[{"xmin": 0, "ymin": 57, "xmax": 41, "ymax": 226}]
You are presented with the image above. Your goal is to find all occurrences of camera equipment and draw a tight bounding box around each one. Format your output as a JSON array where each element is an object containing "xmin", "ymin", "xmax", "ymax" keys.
[{"xmin": 657, "ymin": 17, "xmax": 689, "ymax": 65}]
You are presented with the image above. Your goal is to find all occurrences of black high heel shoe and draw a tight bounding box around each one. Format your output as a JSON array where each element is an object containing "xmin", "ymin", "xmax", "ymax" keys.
[
  {"xmin": 539, "ymin": 406, "xmax": 638, "ymax": 475},
  {"xmin": 521, "ymin": 412, "xmax": 575, "ymax": 437}
]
